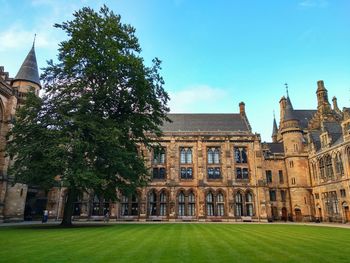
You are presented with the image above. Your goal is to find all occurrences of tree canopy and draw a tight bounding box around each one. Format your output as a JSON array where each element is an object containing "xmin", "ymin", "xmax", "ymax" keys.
[{"xmin": 6, "ymin": 5, "xmax": 170, "ymax": 226}]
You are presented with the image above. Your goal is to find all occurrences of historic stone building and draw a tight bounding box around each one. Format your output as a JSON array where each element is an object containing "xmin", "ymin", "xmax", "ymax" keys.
[{"xmin": 1, "ymin": 45, "xmax": 349, "ymax": 223}]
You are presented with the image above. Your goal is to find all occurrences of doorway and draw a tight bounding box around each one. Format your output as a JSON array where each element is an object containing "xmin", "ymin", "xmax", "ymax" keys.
[{"xmin": 294, "ymin": 208, "xmax": 302, "ymax": 222}]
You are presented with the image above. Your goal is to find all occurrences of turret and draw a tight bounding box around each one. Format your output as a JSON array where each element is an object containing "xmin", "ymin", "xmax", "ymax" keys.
[
  {"xmin": 11, "ymin": 40, "xmax": 41, "ymax": 97},
  {"xmin": 281, "ymin": 93, "xmax": 312, "ymax": 222}
]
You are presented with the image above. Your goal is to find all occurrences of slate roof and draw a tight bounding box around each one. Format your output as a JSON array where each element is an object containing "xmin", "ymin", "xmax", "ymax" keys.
[
  {"xmin": 294, "ymin": 110, "xmax": 317, "ymax": 129},
  {"xmin": 12, "ymin": 45, "xmax": 41, "ymax": 87},
  {"xmin": 284, "ymin": 96, "xmax": 298, "ymax": 121},
  {"xmin": 266, "ymin": 142, "xmax": 284, "ymax": 154},
  {"xmin": 161, "ymin": 114, "xmax": 250, "ymax": 132}
]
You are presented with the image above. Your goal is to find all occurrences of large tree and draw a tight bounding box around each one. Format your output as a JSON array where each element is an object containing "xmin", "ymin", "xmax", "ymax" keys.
[{"xmin": 6, "ymin": 5, "xmax": 169, "ymax": 226}]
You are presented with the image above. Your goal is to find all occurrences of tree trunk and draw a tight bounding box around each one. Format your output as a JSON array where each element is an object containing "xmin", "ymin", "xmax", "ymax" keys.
[{"xmin": 61, "ymin": 187, "xmax": 77, "ymax": 226}]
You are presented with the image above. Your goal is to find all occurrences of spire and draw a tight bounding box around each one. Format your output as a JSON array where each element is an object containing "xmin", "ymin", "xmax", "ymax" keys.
[
  {"xmin": 12, "ymin": 37, "xmax": 41, "ymax": 88},
  {"xmin": 272, "ymin": 112, "xmax": 278, "ymax": 136}
]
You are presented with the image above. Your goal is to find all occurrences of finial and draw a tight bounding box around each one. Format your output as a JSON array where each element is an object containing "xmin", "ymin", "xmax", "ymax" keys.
[
  {"xmin": 32, "ymin": 34, "xmax": 36, "ymax": 48},
  {"xmin": 273, "ymin": 110, "xmax": 275, "ymax": 119},
  {"xmin": 285, "ymin": 83, "xmax": 289, "ymax": 97}
]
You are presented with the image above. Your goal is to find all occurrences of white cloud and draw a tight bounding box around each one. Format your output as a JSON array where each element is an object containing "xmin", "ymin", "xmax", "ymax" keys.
[
  {"xmin": 0, "ymin": 24, "xmax": 58, "ymax": 51},
  {"xmin": 168, "ymin": 85, "xmax": 231, "ymax": 113}
]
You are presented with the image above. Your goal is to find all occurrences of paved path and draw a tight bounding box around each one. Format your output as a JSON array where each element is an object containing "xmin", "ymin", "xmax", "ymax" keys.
[{"xmin": 1, "ymin": 220, "xmax": 350, "ymax": 229}]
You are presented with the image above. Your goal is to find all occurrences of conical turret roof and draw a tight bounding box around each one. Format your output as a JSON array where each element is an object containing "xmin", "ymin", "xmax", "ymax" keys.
[
  {"xmin": 284, "ymin": 96, "xmax": 298, "ymax": 121},
  {"xmin": 13, "ymin": 44, "xmax": 41, "ymax": 87}
]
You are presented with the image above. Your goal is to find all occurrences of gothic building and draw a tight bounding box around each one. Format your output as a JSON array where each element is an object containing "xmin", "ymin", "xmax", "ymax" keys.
[{"xmin": 0, "ymin": 46, "xmax": 349, "ymax": 223}]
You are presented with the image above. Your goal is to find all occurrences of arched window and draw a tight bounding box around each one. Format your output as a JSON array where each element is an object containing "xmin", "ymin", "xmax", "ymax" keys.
[
  {"xmin": 335, "ymin": 153, "xmax": 344, "ymax": 176},
  {"xmin": 325, "ymin": 155, "xmax": 334, "ymax": 180},
  {"xmin": 319, "ymin": 158, "xmax": 325, "ymax": 179},
  {"xmin": 160, "ymin": 191, "xmax": 167, "ymax": 216},
  {"xmin": 217, "ymin": 192, "xmax": 225, "ymax": 216},
  {"xmin": 206, "ymin": 192, "xmax": 214, "ymax": 216},
  {"xmin": 188, "ymin": 192, "xmax": 195, "ymax": 216},
  {"xmin": 246, "ymin": 192, "xmax": 254, "ymax": 216},
  {"xmin": 148, "ymin": 191, "xmax": 157, "ymax": 216},
  {"xmin": 178, "ymin": 192, "xmax": 185, "ymax": 216},
  {"xmin": 235, "ymin": 192, "xmax": 243, "ymax": 217}
]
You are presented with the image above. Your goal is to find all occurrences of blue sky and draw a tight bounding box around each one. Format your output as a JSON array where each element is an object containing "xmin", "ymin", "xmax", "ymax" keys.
[{"xmin": 1, "ymin": 0, "xmax": 349, "ymax": 141}]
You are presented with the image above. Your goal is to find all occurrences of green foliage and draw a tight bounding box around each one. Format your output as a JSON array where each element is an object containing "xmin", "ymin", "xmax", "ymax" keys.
[{"xmin": 7, "ymin": 5, "xmax": 169, "ymax": 203}]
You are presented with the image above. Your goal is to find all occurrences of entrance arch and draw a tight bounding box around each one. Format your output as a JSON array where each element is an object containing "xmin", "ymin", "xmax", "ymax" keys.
[{"xmin": 294, "ymin": 208, "xmax": 302, "ymax": 222}]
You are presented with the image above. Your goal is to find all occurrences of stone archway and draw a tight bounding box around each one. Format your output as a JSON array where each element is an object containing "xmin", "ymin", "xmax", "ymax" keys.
[{"xmin": 294, "ymin": 208, "xmax": 302, "ymax": 222}]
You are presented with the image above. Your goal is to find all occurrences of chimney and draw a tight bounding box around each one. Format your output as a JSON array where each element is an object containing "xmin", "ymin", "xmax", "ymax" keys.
[
  {"xmin": 239, "ymin": 102, "xmax": 245, "ymax": 115},
  {"xmin": 317, "ymin": 80, "xmax": 326, "ymax": 91},
  {"xmin": 332, "ymin": 96, "xmax": 340, "ymax": 112}
]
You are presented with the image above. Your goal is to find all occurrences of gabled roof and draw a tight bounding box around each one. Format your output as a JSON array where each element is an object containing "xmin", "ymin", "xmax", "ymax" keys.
[
  {"xmin": 161, "ymin": 113, "xmax": 251, "ymax": 132},
  {"xmin": 12, "ymin": 45, "xmax": 41, "ymax": 87}
]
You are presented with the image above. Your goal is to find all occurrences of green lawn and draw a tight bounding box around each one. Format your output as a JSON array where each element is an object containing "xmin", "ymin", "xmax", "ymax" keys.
[{"xmin": 0, "ymin": 223, "xmax": 349, "ymax": 263}]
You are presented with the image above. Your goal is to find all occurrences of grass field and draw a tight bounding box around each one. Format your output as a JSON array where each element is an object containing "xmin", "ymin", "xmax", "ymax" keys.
[{"xmin": 0, "ymin": 223, "xmax": 349, "ymax": 263}]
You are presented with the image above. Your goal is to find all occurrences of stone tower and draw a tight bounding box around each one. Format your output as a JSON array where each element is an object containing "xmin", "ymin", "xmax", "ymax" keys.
[
  {"xmin": 1, "ymin": 43, "xmax": 41, "ymax": 222},
  {"xmin": 280, "ymin": 95, "xmax": 312, "ymax": 221}
]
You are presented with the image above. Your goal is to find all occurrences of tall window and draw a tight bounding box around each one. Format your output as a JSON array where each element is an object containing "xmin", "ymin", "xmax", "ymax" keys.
[
  {"xmin": 188, "ymin": 192, "xmax": 196, "ymax": 216},
  {"xmin": 217, "ymin": 193, "xmax": 225, "ymax": 216},
  {"xmin": 269, "ymin": 190, "xmax": 276, "ymax": 201},
  {"xmin": 266, "ymin": 170, "xmax": 272, "ymax": 183},
  {"xmin": 325, "ymin": 155, "xmax": 334, "ymax": 180},
  {"xmin": 178, "ymin": 192, "xmax": 185, "ymax": 216},
  {"xmin": 235, "ymin": 192, "xmax": 243, "ymax": 217},
  {"xmin": 207, "ymin": 147, "xmax": 221, "ymax": 179},
  {"xmin": 153, "ymin": 147, "xmax": 166, "ymax": 164},
  {"xmin": 335, "ymin": 153, "xmax": 344, "ymax": 176},
  {"xmin": 234, "ymin": 147, "xmax": 247, "ymax": 163},
  {"xmin": 180, "ymin": 147, "xmax": 193, "ymax": 179},
  {"xmin": 207, "ymin": 147, "xmax": 220, "ymax": 164},
  {"xmin": 160, "ymin": 191, "xmax": 167, "ymax": 216},
  {"xmin": 177, "ymin": 191, "xmax": 196, "ymax": 217},
  {"xmin": 280, "ymin": 190, "xmax": 286, "ymax": 202},
  {"xmin": 206, "ymin": 191, "xmax": 225, "ymax": 217},
  {"xmin": 180, "ymin": 148, "xmax": 192, "ymax": 164},
  {"xmin": 121, "ymin": 194, "xmax": 139, "ymax": 216},
  {"xmin": 278, "ymin": 170, "xmax": 284, "ymax": 184},
  {"xmin": 246, "ymin": 192, "xmax": 254, "ymax": 216},
  {"xmin": 92, "ymin": 195, "xmax": 109, "ymax": 216},
  {"xmin": 149, "ymin": 191, "xmax": 157, "ymax": 216},
  {"xmin": 319, "ymin": 158, "xmax": 325, "ymax": 179},
  {"xmin": 206, "ymin": 192, "xmax": 214, "ymax": 216},
  {"xmin": 153, "ymin": 147, "xmax": 166, "ymax": 180}
]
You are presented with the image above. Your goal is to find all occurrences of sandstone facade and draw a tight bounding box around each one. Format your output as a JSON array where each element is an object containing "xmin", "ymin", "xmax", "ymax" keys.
[{"xmin": 0, "ymin": 46, "xmax": 349, "ymax": 223}]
